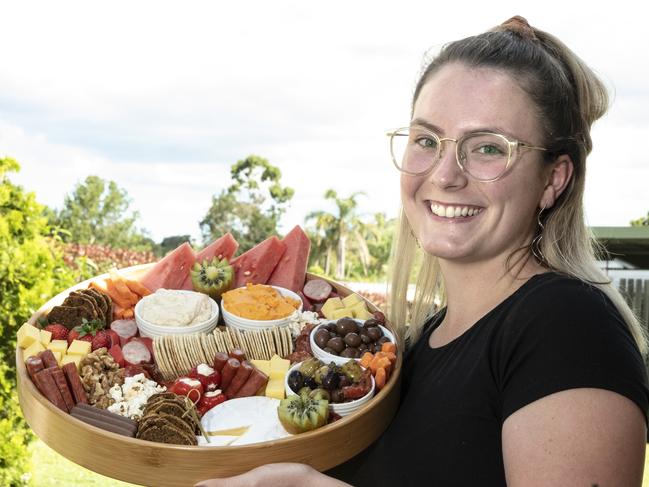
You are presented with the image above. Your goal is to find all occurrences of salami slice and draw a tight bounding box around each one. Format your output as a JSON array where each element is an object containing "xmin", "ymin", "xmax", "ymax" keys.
[
  {"xmin": 122, "ymin": 339, "xmax": 152, "ymax": 366},
  {"xmin": 110, "ymin": 319, "xmax": 138, "ymax": 346},
  {"xmin": 302, "ymin": 279, "xmax": 333, "ymax": 302}
]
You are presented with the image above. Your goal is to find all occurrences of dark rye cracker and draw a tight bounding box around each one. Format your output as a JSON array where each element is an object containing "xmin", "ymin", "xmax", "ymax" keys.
[
  {"xmin": 138, "ymin": 413, "xmax": 195, "ymax": 437},
  {"xmin": 80, "ymin": 288, "xmax": 108, "ymax": 321},
  {"xmin": 47, "ymin": 305, "xmax": 96, "ymax": 329},
  {"xmin": 64, "ymin": 292, "xmax": 100, "ymax": 320},
  {"xmin": 137, "ymin": 423, "xmax": 197, "ymax": 445}
]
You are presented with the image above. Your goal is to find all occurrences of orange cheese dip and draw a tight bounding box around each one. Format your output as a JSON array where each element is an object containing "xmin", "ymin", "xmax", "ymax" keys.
[{"xmin": 222, "ymin": 284, "xmax": 301, "ymax": 320}]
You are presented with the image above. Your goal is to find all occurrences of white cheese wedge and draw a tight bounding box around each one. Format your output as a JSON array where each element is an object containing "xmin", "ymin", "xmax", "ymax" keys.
[
  {"xmin": 199, "ymin": 396, "xmax": 291, "ymax": 447},
  {"xmin": 196, "ymin": 435, "xmax": 240, "ymax": 447}
]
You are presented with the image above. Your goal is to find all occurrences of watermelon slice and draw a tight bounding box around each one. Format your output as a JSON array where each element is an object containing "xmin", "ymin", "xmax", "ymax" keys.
[
  {"xmin": 139, "ymin": 242, "xmax": 196, "ymax": 292},
  {"xmin": 231, "ymin": 236, "xmax": 286, "ymax": 288},
  {"xmin": 181, "ymin": 233, "xmax": 239, "ymax": 290},
  {"xmin": 267, "ymin": 225, "xmax": 311, "ymax": 293}
]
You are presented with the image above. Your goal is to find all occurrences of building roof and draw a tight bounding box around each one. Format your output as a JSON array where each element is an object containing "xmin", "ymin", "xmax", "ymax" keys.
[{"xmin": 592, "ymin": 226, "xmax": 649, "ymax": 268}]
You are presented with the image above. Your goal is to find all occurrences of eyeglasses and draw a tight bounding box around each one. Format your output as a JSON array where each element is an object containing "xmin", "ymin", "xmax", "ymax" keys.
[{"xmin": 387, "ymin": 126, "xmax": 547, "ymax": 182}]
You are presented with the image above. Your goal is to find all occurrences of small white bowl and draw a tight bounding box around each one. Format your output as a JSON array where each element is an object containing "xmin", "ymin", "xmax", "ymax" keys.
[
  {"xmin": 310, "ymin": 320, "xmax": 395, "ymax": 366},
  {"xmin": 221, "ymin": 285, "xmax": 303, "ymax": 330},
  {"xmin": 284, "ymin": 361, "xmax": 375, "ymax": 417},
  {"xmin": 134, "ymin": 290, "xmax": 219, "ymax": 337}
]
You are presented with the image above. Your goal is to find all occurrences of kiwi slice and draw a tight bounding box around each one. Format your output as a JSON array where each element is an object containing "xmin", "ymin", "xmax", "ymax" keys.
[
  {"xmin": 190, "ymin": 257, "xmax": 234, "ymax": 299},
  {"xmin": 277, "ymin": 394, "xmax": 329, "ymax": 434}
]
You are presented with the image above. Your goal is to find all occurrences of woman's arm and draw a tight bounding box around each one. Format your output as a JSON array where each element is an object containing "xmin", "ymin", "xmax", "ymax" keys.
[
  {"xmin": 195, "ymin": 463, "xmax": 352, "ymax": 487},
  {"xmin": 502, "ymin": 388, "xmax": 646, "ymax": 487}
]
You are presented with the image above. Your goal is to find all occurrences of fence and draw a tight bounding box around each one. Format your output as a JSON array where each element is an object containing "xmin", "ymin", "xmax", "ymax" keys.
[{"xmin": 618, "ymin": 279, "xmax": 649, "ymax": 332}]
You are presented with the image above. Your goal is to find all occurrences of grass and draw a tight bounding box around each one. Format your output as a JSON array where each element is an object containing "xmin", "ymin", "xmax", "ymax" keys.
[{"xmin": 25, "ymin": 439, "xmax": 649, "ymax": 486}]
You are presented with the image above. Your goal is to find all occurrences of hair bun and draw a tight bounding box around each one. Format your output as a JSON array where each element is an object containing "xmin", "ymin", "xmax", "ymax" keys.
[{"xmin": 495, "ymin": 15, "xmax": 538, "ymax": 41}]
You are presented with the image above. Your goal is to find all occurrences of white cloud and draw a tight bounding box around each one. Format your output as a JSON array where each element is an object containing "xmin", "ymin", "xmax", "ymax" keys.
[{"xmin": 1, "ymin": 0, "xmax": 648, "ymax": 241}]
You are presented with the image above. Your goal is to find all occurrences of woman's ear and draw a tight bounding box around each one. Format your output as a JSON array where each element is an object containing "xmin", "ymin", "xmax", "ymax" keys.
[{"xmin": 540, "ymin": 154, "xmax": 574, "ymax": 209}]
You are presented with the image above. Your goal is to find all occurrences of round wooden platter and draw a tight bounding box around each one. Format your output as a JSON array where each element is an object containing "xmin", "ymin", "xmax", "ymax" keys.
[{"xmin": 16, "ymin": 265, "xmax": 402, "ymax": 486}]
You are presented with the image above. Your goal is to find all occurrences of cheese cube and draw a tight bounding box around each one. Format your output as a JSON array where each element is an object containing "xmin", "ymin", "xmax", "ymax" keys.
[
  {"xmin": 265, "ymin": 378, "xmax": 285, "ymax": 400},
  {"xmin": 17, "ymin": 323, "xmax": 41, "ymax": 349},
  {"xmin": 342, "ymin": 293, "xmax": 362, "ymax": 307},
  {"xmin": 349, "ymin": 300, "xmax": 373, "ymax": 320},
  {"xmin": 47, "ymin": 340, "xmax": 68, "ymax": 355},
  {"xmin": 50, "ymin": 350, "xmax": 62, "ymax": 365},
  {"xmin": 40, "ymin": 329, "xmax": 52, "ymax": 347},
  {"xmin": 23, "ymin": 340, "xmax": 45, "ymax": 361},
  {"xmin": 321, "ymin": 297, "xmax": 344, "ymax": 319},
  {"xmin": 67, "ymin": 339, "xmax": 92, "ymax": 356},
  {"xmin": 61, "ymin": 354, "xmax": 82, "ymax": 371},
  {"xmin": 330, "ymin": 308, "xmax": 353, "ymax": 320},
  {"xmin": 269, "ymin": 355, "xmax": 290, "ymax": 380},
  {"xmin": 250, "ymin": 359, "xmax": 271, "ymax": 376}
]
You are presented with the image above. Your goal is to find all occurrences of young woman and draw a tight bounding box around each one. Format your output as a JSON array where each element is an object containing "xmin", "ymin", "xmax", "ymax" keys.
[{"xmin": 197, "ymin": 16, "xmax": 649, "ymax": 487}]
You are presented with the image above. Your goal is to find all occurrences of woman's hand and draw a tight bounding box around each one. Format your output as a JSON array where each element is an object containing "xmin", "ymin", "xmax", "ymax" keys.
[{"xmin": 194, "ymin": 463, "xmax": 351, "ymax": 487}]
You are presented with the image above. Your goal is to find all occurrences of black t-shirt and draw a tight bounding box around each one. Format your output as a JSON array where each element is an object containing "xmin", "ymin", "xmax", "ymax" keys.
[{"xmin": 328, "ymin": 272, "xmax": 649, "ymax": 486}]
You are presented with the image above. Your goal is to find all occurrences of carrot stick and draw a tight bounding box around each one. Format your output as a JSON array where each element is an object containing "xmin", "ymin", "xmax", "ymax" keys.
[
  {"xmin": 375, "ymin": 367, "xmax": 387, "ymax": 390},
  {"xmin": 122, "ymin": 308, "xmax": 134, "ymax": 319},
  {"xmin": 109, "ymin": 270, "xmax": 139, "ymax": 306},
  {"xmin": 104, "ymin": 279, "xmax": 135, "ymax": 309},
  {"xmin": 360, "ymin": 352, "xmax": 374, "ymax": 368},
  {"xmin": 124, "ymin": 278, "xmax": 151, "ymax": 297}
]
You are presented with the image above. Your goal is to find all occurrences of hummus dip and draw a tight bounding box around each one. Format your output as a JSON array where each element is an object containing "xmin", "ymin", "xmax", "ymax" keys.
[{"xmin": 139, "ymin": 289, "xmax": 212, "ymax": 326}]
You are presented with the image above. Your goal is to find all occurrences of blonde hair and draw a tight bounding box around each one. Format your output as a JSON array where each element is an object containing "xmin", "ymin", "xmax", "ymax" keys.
[{"xmin": 388, "ymin": 17, "xmax": 647, "ymax": 355}]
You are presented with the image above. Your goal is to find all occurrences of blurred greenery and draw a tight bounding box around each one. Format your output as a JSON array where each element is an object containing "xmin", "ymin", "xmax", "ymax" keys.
[{"xmin": 0, "ymin": 158, "xmax": 78, "ymax": 485}]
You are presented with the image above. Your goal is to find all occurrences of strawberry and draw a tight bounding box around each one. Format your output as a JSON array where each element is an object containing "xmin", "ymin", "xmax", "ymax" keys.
[
  {"xmin": 45, "ymin": 323, "xmax": 69, "ymax": 341},
  {"xmin": 91, "ymin": 330, "xmax": 112, "ymax": 351},
  {"xmin": 67, "ymin": 318, "xmax": 105, "ymax": 345}
]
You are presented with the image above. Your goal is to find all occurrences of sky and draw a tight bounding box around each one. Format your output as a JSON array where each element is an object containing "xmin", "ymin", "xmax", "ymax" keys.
[{"xmin": 1, "ymin": 1, "xmax": 648, "ymax": 243}]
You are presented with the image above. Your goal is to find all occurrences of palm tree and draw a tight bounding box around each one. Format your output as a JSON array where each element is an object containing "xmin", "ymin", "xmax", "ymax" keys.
[{"xmin": 306, "ymin": 189, "xmax": 369, "ymax": 280}]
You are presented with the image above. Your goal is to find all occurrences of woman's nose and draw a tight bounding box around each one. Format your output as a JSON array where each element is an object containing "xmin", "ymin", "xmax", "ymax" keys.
[{"xmin": 428, "ymin": 142, "xmax": 468, "ymax": 189}]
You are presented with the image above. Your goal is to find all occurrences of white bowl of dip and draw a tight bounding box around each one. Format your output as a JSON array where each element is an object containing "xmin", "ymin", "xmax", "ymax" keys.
[
  {"xmin": 135, "ymin": 289, "xmax": 219, "ymax": 337},
  {"xmin": 221, "ymin": 285, "xmax": 303, "ymax": 331}
]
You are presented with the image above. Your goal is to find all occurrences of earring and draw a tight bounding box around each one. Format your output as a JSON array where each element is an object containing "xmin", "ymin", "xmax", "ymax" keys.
[{"xmin": 531, "ymin": 205, "xmax": 547, "ymax": 265}]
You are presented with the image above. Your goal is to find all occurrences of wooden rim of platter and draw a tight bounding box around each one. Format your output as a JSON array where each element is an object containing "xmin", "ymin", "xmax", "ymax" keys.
[{"xmin": 16, "ymin": 265, "xmax": 403, "ymax": 486}]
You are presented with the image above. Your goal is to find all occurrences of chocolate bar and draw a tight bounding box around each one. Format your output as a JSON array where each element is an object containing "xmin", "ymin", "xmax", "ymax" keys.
[{"xmin": 70, "ymin": 404, "xmax": 137, "ymax": 437}]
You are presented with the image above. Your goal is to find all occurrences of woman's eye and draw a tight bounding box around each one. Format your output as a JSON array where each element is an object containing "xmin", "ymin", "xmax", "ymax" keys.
[
  {"xmin": 414, "ymin": 137, "xmax": 438, "ymax": 150},
  {"xmin": 476, "ymin": 144, "xmax": 504, "ymax": 155}
]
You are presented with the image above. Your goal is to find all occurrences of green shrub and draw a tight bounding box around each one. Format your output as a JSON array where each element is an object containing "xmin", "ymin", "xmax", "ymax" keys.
[{"xmin": 0, "ymin": 158, "xmax": 76, "ymax": 485}]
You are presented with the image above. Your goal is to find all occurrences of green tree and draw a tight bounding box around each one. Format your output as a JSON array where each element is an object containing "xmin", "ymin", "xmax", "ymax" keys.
[
  {"xmin": 631, "ymin": 212, "xmax": 649, "ymax": 226},
  {"xmin": 0, "ymin": 157, "xmax": 76, "ymax": 485},
  {"xmin": 306, "ymin": 190, "xmax": 368, "ymax": 280},
  {"xmin": 158, "ymin": 235, "xmax": 192, "ymax": 257},
  {"xmin": 52, "ymin": 176, "xmax": 153, "ymax": 250},
  {"xmin": 200, "ymin": 155, "xmax": 294, "ymax": 252}
]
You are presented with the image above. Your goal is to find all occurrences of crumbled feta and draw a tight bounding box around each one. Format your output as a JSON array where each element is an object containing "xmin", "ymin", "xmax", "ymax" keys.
[
  {"xmin": 108, "ymin": 373, "xmax": 166, "ymax": 419},
  {"xmin": 287, "ymin": 310, "xmax": 323, "ymax": 338}
]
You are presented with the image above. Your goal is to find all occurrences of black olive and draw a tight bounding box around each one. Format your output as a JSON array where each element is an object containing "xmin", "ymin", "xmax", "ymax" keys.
[
  {"xmin": 287, "ymin": 370, "xmax": 304, "ymax": 393},
  {"xmin": 377, "ymin": 336, "xmax": 391, "ymax": 346},
  {"xmin": 331, "ymin": 389, "xmax": 345, "ymax": 403},
  {"xmin": 321, "ymin": 370, "xmax": 340, "ymax": 390}
]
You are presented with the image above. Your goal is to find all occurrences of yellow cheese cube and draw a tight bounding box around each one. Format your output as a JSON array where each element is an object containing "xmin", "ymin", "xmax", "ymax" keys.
[
  {"xmin": 47, "ymin": 340, "xmax": 68, "ymax": 355},
  {"xmin": 17, "ymin": 323, "xmax": 41, "ymax": 349},
  {"xmin": 250, "ymin": 359, "xmax": 271, "ymax": 376},
  {"xmin": 269, "ymin": 355, "xmax": 290, "ymax": 380},
  {"xmin": 349, "ymin": 300, "xmax": 373, "ymax": 320},
  {"xmin": 341, "ymin": 293, "xmax": 362, "ymax": 307},
  {"xmin": 265, "ymin": 378, "xmax": 285, "ymax": 400},
  {"xmin": 23, "ymin": 340, "xmax": 45, "ymax": 361},
  {"xmin": 39, "ymin": 329, "xmax": 52, "ymax": 347},
  {"xmin": 67, "ymin": 339, "xmax": 92, "ymax": 356},
  {"xmin": 50, "ymin": 350, "xmax": 62, "ymax": 365},
  {"xmin": 61, "ymin": 354, "xmax": 82, "ymax": 371},
  {"xmin": 321, "ymin": 297, "xmax": 344, "ymax": 320},
  {"xmin": 330, "ymin": 307, "xmax": 353, "ymax": 320}
]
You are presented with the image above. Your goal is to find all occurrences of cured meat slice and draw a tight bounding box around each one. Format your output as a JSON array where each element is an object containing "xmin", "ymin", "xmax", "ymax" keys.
[
  {"xmin": 139, "ymin": 242, "xmax": 196, "ymax": 292},
  {"xmin": 267, "ymin": 225, "xmax": 311, "ymax": 293},
  {"xmin": 181, "ymin": 233, "xmax": 239, "ymax": 290},
  {"xmin": 231, "ymin": 236, "xmax": 286, "ymax": 289}
]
